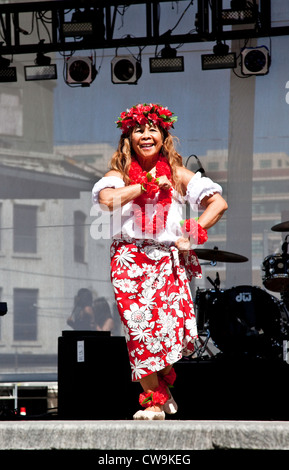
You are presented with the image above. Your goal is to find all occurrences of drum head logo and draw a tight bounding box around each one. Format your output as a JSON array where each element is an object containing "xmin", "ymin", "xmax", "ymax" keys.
[{"xmin": 235, "ymin": 292, "xmax": 252, "ymax": 302}]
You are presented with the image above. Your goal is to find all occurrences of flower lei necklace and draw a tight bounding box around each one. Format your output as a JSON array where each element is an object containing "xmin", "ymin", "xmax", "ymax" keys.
[{"xmin": 129, "ymin": 155, "xmax": 172, "ymax": 235}]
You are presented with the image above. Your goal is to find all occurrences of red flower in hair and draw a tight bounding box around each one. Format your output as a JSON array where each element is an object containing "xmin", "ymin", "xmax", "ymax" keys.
[{"xmin": 116, "ymin": 103, "xmax": 177, "ymax": 133}]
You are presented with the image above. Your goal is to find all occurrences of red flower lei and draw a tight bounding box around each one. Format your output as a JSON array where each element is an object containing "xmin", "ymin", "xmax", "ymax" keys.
[
  {"xmin": 129, "ymin": 155, "xmax": 172, "ymax": 234},
  {"xmin": 180, "ymin": 218, "xmax": 208, "ymax": 245}
]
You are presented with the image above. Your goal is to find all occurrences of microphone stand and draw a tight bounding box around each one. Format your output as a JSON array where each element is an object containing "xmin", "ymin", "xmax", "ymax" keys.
[{"xmin": 185, "ymin": 154, "xmax": 206, "ymax": 176}]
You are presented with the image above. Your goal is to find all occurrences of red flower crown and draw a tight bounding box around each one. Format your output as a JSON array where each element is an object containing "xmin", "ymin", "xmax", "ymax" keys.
[{"xmin": 116, "ymin": 103, "xmax": 177, "ymax": 134}]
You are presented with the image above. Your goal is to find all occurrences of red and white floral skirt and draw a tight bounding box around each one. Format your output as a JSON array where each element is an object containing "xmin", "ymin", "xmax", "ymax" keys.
[{"xmin": 110, "ymin": 238, "xmax": 202, "ymax": 381}]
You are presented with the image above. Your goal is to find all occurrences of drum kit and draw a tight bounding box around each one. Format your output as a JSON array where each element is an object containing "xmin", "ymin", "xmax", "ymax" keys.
[{"xmin": 193, "ymin": 221, "xmax": 289, "ymax": 361}]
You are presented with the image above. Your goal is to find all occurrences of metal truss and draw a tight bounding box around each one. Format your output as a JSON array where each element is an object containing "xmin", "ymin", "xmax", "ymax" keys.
[{"xmin": 0, "ymin": 0, "xmax": 287, "ymax": 56}]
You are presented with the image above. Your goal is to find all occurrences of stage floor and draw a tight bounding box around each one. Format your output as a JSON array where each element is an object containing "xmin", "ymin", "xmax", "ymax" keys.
[{"xmin": 0, "ymin": 419, "xmax": 288, "ymax": 452}]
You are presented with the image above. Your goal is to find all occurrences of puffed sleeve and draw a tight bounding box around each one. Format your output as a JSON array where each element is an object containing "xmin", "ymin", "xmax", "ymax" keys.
[
  {"xmin": 185, "ymin": 172, "xmax": 222, "ymax": 205},
  {"xmin": 92, "ymin": 176, "xmax": 125, "ymax": 204}
]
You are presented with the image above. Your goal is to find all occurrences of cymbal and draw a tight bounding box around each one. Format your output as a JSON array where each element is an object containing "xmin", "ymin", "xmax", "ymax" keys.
[
  {"xmin": 271, "ymin": 221, "xmax": 289, "ymax": 232},
  {"xmin": 194, "ymin": 247, "xmax": 248, "ymax": 263}
]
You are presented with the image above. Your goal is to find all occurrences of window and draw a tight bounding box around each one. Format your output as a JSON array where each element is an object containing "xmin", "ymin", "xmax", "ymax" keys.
[
  {"xmin": 74, "ymin": 210, "xmax": 86, "ymax": 263},
  {"xmin": 13, "ymin": 204, "xmax": 37, "ymax": 253},
  {"xmin": 259, "ymin": 159, "xmax": 271, "ymax": 169},
  {"xmin": 13, "ymin": 288, "xmax": 38, "ymax": 341}
]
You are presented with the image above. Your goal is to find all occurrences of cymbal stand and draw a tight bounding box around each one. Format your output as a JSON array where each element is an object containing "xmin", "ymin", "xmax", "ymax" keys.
[
  {"xmin": 199, "ymin": 260, "xmax": 217, "ymax": 267},
  {"xmin": 192, "ymin": 272, "xmax": 221, "ymax": 359},
  {"xmin": 193, "ymin": 329, "xmax": 216, "ymax": 359}
]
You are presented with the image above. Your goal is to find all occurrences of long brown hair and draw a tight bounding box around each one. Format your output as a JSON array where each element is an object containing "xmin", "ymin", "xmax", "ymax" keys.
[{"xmin": 109, "ymin": 127, "xmax": 184, "ymax": 189}]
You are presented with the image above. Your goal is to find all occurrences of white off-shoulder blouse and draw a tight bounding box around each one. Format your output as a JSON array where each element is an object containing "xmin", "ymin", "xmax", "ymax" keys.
[{"xmin": 92, "ymin": 172, "xmax": 222, "ymax": 245}]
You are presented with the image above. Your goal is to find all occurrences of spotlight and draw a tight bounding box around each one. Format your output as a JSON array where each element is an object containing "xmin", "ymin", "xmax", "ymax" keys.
[
  {"xmin": 0, "ymin": 56, "xmax": 17, "ymax": 82},
  {"xmin": 150, "ymin": 45, "xmax": 184, "ymax": 73},
  {"xmin": 24, "ymin": 53, "xmax": 57, "ymax": 81},
  {"xmin": 63, "ymin": 21, "xmax": 93, "ymax": 37},
  {"xmin": 201, "ymin": 42, "xmax": 236, "ymax": 70},
  {"xmin": 111, "ymin": 55, "xmax": 142, "ymax": 84},
  {"xmin": 222, "ymin": 5, "xmax": 258, "ymax": 25},
  {"xmin": 62, "ymin": 8, "xmax": 93, "ymax": 37},
  {"xmin": 240, "ymin": 46, "xmax": 270, "ymax": 75},
  {"xmin": 25, "ymin": 64, "xmax": 57, "ymax": 81},
  {"xmin": 62, "ymin": 7, "xmax": 105, "ymax": 40},
  {"xmin": 65, "ymin": 56, "xmax": 97, "ymax": 86}
]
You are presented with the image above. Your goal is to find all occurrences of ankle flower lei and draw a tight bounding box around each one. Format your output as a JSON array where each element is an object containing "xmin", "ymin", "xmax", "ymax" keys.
[
  {"xmin": 139, "ymin": 385, "xmax": 169, "ymax": 408},
  {"xmin": 129, "ymin": 156, "xmax": 172, "ymax": 234},
  {"xmin": 116, "ymin": 103, "xmax": 177, "ymax": 134},
  {"xmin": 180, "ymin": 218, "xmax": 208, "ymax": 245}
]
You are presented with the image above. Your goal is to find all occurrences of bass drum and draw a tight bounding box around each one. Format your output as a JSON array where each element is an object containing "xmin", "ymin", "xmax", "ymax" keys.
[
  {"xmin": 262, "ymin": 253, "xmax": 289, "ymax": 292},
  {"xmin": 207, "ymin": 285, "xmax": 288, "ymax": 359}
]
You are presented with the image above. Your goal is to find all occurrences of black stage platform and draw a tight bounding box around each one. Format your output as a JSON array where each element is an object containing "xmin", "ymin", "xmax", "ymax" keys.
[{"xmin": 58, "ymin": 331, "xmax": 289, "ymax": 421}]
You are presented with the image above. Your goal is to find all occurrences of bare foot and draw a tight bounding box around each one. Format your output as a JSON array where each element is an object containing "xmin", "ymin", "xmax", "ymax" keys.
[{"xmin": 145, "ymin": 405, "xmax": 163, "ymax": 412}]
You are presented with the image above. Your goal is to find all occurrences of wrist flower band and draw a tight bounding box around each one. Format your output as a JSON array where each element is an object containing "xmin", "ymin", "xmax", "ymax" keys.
[
  {"xmin": 116, "ymin": 103, "xmax": 177, "ymax": 134},
  {"xmin": 140, "ymin": 172, "xmax": 159, "ymax": 197},
  {"xmin": 180, "ymin": 218, "xmax": 208, "ymax": 245}
]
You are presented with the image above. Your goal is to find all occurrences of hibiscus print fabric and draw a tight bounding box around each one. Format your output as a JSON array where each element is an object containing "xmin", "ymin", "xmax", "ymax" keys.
[{"xmin": 110, "ymin": 238, "xmax": 202, "ymax": 381}]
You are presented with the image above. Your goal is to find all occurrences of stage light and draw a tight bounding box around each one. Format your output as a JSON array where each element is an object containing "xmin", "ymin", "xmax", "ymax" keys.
[
  {"xmin": 240, "ymin": 46, "xmax": 270, "ymax": 75},
  {"xmin": 24, "ymin": 52, "xmax": 57, "ymax": 81},
  {"xmin": 201, "ymin": 42, "xmax": 236, "ymax": 70},
  {"xmin": 65, "ymin": 56, "xmax": 97, "ymax": 86},
  {"xmin": 221, "ymin": 8, "xmax": 257, "ymax": 25},
  {"xmin": 111, "ymin": 55, "xmax": 142, "ymax": 84},
  {"xmin": 62, "ymin": 8, "xmax": 93, "ymax": 37},
  {"xmin": 63, "ymin": 21, "xmax": 93, "ymax": 37},
  {"xmin": 150, "ymin": 45, "xmax": 184, "ymax": 73},
  {"xmin": 221, "ymin": 0, "xmax": 258, "ymax": 25},
  {"xmin": 0, "ymin": 56, "xmax": 17, "ymax": 82},
  {"xmin": 25, "ymin": 64, "xmax": 57, "ymax": 81},
  {"xmin": 62, "ymin": 7, "xmax": 105, "ymax": 40}
]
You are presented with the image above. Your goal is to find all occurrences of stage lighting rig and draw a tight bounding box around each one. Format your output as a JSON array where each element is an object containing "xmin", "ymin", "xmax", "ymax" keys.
[
  {"xmin": 149, "ymin": 45, "xmax": 184, "ymax": 74},
  {"xmin": 201, "ymin": 41, "xmax": 236, "ymax": 71},
  {"xmin": 24, "ymin": 52, "xmax": 57, "ymax": 81},
  {"xmin": 240, "ymin": 46, "xmax": 270, "ymax": 75},
  {"xmin": 111, "ymin": 55, "xmax": 142, "ymax": 84},
  {"xmin": 0, "ymin": 56, "xmax": 17, "ymax": 82},
  {"xmin": 222, "ymin": 0, "xmax": 258, "ymax": 25},
  {"xmin": 65, "ymin": 56, "xmax": 97, "ymax": 86},
  {"xmin": 62, "ymin": 7, "xmax": 105, "ymax": 41}
]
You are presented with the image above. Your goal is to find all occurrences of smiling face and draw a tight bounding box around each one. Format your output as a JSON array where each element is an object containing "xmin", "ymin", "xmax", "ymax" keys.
[{"xmin": 131, "ymin": 123, "xmax": 163, "ymax": 163}]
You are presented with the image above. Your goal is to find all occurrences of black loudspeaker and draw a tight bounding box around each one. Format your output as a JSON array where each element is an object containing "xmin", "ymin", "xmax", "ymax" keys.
[
  {"xmin": 173, "ymin": 359, "xmax": 289, "ymax": 421},
  {"xmin": 58, "ymin": 331, "xmax": 139, "ymax": 420},
  {"xmin": 58, "ymin": 330, "xmax": 289, "ymax": 421}
]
